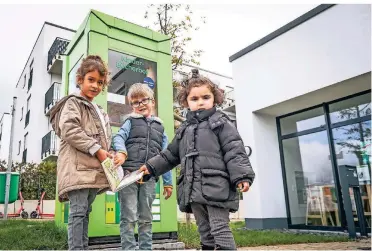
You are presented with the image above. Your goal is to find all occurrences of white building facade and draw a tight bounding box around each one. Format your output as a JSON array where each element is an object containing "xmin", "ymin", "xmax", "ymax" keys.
[
  {"xmin": 230, "ymin": 4, "xmax": 371, "ymax": 231},
  {"xmin": 12, "ymin": 22, "xmax": 75, "ymax": 164}
]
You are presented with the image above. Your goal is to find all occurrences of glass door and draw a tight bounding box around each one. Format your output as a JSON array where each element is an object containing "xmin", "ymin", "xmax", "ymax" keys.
[{"xmin": 330, "ymin": 93, "xmax": 371, "ymax": 229}]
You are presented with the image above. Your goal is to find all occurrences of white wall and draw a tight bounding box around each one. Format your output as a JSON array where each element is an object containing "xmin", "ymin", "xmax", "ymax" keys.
[
  {"xmin": 12, "ymin": 23, "xmax": 74, "ymax": 164},
  {"xmin": 233, "ymin": 4, "xmax": 371, "ymax": 113},
  {"xmin": 0, "ymin": 200, "xmax": 55, "ymax": 216},
  {"xmin": 232, "ymin": 4, "xmax": 371, "ymax": 221},
  {"xmin": 12, "ymin": 62, "xmax": 32, "ymax": 163},
  {"xmin": 0, "ymin": 114, "xmax": 12, "ymax": 161},
  {"xmin": 237, "ymin": 112, "xmax": 287, "ymax": 219}
]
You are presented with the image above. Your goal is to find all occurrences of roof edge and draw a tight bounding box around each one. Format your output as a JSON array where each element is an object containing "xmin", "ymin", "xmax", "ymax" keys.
[{"xmin": 45, "ymin": 21, "xmax": 76, "ymax": 33}]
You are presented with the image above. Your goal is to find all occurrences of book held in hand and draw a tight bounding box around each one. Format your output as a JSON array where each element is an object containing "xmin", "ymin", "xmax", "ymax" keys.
[{"xmin": 101, "ymin": 157, "xmax": 144, "ymax": 192}]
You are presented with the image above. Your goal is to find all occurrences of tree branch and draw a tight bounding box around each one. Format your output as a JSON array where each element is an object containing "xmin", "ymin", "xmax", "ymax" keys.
[
  {"xmin": 158, "ymin": 12, "xmax": 164, "ymax": 33},
  {"xmin": 164, "ymin": 4, "xmax": 168, "ymax": 33},
  {"xmin": 172, "ymin": 51, "xmax": 185, "ymax": 70}
]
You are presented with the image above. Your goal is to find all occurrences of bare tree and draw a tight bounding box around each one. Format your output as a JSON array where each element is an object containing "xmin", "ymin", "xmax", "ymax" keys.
[{"xmin": 144, "ymin": 4, "xmax": 206, "ymax": 74}]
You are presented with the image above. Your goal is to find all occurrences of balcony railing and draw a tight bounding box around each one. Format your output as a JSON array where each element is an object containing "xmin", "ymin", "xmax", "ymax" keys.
[
  {"xmin": 47, "ymin": 37, "xmax": 70, "ymax": 74},
  {"xmin": 25, "ymin": 110, "xmax": 30, "ymax": 128},
  {"xmin": 45, "ymin": 82, "xmax": 61, "ymax": 115},
  {"xmin": 221, "ymin": 88, "xmax": 235, "ymax": 111},
  {"xmin": 41, "ymin": 131, "xmax": 58, "ymax": 160},
  {"xmin": 22, "ymin": 149, "xmax": 27, "ymax": 163}
]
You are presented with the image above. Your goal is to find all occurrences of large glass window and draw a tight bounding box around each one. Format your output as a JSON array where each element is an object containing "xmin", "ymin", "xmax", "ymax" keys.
[
  {"xmin": 283, "ymin": 131, "xmax": 340, "ymax": 227},
  {"xmin": 107, "ymin": 50, "xmax": 157, "ymax": 127},
  {"xmin": 280, "ymin": 107, "xmax": 325, "ymax": 135},
  {"xmin": 330, "ymin": 91, "xmax": 371, "ymax": 228},
  {"xmin": 279, "ymin": 90, "xmax": 371, "ymax": 229},
  {"xmin": 333, "ymin": 121, "xmax": 371, "ymax": 228}
]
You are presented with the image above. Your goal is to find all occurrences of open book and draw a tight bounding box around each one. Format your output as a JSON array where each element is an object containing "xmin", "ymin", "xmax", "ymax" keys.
[{"xmin": 101, "ymin": 157, "xmax": 144, "ymax": 192}]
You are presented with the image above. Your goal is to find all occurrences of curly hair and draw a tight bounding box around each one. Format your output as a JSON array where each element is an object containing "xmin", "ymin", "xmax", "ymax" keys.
[
  {"xmin": 76, "ymin": 55, "xmax": 110, "ymax": 90},
  {"xmin": 177, "ymin": 69, "xmax": 224, "ymax": 108}
]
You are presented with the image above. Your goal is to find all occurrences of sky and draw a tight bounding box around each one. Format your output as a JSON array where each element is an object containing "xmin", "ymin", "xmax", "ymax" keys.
[{"xmin": 0, "ymin": 3, "xmax": 317, "ymax": 115}]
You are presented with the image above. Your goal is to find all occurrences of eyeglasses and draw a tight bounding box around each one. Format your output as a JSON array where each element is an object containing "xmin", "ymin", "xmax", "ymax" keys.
[{"xmin": 130, "ymin": 98, "xmax": 152, "ymax": 108}]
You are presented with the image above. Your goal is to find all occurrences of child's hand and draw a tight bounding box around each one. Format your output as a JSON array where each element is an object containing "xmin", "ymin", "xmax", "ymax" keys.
[
  {"xmin": 163, "ymin": 187, "xmax": 173, "ymax": 200},
  {"xmin": 114, "ymin": 152, "xmax": 127, "ymax": 167},
  {"xmin": 237, "ymin": 182, "xmax": 250, "ymax": 192},
  {"xmin": 96, "ymin": 149, "xmax": 113, "ymax": 162}
]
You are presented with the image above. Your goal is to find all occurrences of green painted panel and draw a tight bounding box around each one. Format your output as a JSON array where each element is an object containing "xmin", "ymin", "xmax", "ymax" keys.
[
  {"xmin": 156, "ymin": 52, "xmax": 174, "ymax": 139},
  {"xmin": 91, "ymin": 9, "xmax": 115, "ymax": 27},
  {"xmin": 113, "ymin": 18, "xmax": 153, "ymax": 40},
  {"xmin": 157, "ymin": 40, "xmax": 172, "ymax": 55},
  {"xmin": 152, "ymin": 31, "xmax": 170, "ymax": 42},
  {"xmin": 87, "ymin": 32, "xmax": 109, "ymax": 112},
  {"xmin": 115, "ymin": 192, "xmax": 120, "ymax": 224},
  {"xmin": 63, "ymin": 202, "xmax": 69, "ymax": 224},
  {"xmin": 66, "ymin": 15, "xmax": 89, "ymax": 55},
  {"xmin": 108, "ymin": 29, "xmax": 158, "ymax": 52},
  {"xmin": 90, "ymin": 14, "xmax": 108, "ymax": 35}
]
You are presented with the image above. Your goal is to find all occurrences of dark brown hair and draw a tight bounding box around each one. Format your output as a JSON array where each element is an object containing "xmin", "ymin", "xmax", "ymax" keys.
[
  {"xmin": 76, "ymin": 55, "xmax": 110, "ymax": 90},
  {"xmin": 177, "ymin": 69, "xmax": 224, "ymax": 108}
]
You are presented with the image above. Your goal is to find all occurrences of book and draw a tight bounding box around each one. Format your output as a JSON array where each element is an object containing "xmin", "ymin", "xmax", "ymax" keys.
[{"xmin": 101, "ymin": 157, "xmax": 144, "ymax": 192}]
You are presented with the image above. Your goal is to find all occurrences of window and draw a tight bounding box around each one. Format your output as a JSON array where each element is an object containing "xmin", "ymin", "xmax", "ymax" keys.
[
  {"xmin": 278, "ymin": 90, "xmax": 371, "ymax": 229},
  {"xmin": 24, "ymin": 133, "xmax": 28, "ymax": 150},
  {"xmin": 26, "ymin": 96, "xmax": 30, "ymax": 111},
  {"xmin": 25, "ymin": 96, "xmax": 31, "ymax": 128},
  {"xmin": 18, "ymin": 141, "xmax": 21, "ymax": 155},
  {"xmin": 107, "ymin": 50, "xmax": 158, "ymax": 127},
  {"xmin": 329, "ymin": 93, "xmax": 371, "ymax": 124},
  {"xmin": 281, "ymin": 131, "xmax": 338, "ymax": 226},
  {"xmin": 280, "ymin": 107, "xmax": 325, "ymax": 136},
  {"xmin": 28, "ymin": 68, "xmax": 33, "ymax": 92},
  {"xmin": 23, "ymin": 74, "xmax": 26, "ymax": 89},
  {"xmin": 20, "ymin": 107, "xmax": 23, "ymax": 121}
]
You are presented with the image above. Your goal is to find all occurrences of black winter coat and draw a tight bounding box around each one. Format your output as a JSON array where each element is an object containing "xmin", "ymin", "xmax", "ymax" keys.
[{"xmin": 147, "ymin": 107, "xmax": 255, "ymax": 213}]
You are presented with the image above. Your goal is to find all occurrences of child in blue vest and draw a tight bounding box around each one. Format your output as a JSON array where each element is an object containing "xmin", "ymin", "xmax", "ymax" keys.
[{"xmin": 113, "ymin": 83, "xmax": 173, "ymax": 250}]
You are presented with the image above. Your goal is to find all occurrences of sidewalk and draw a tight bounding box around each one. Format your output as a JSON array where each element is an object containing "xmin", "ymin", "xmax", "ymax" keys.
[{"xmin": 238, "ymin": 238, "xmax": 371, "ymax": 250}]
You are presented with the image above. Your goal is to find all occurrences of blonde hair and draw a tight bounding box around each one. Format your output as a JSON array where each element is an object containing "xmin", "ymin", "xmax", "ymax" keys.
[{"xmin": 127, "ymin": 83, "xmax": 154, "ymax": 101}]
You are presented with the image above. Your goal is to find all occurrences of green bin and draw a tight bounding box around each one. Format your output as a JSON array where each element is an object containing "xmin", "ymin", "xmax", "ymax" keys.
[{"xmin": 0, "ymin": 172, "xmax": 20, "ymax": 204}]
